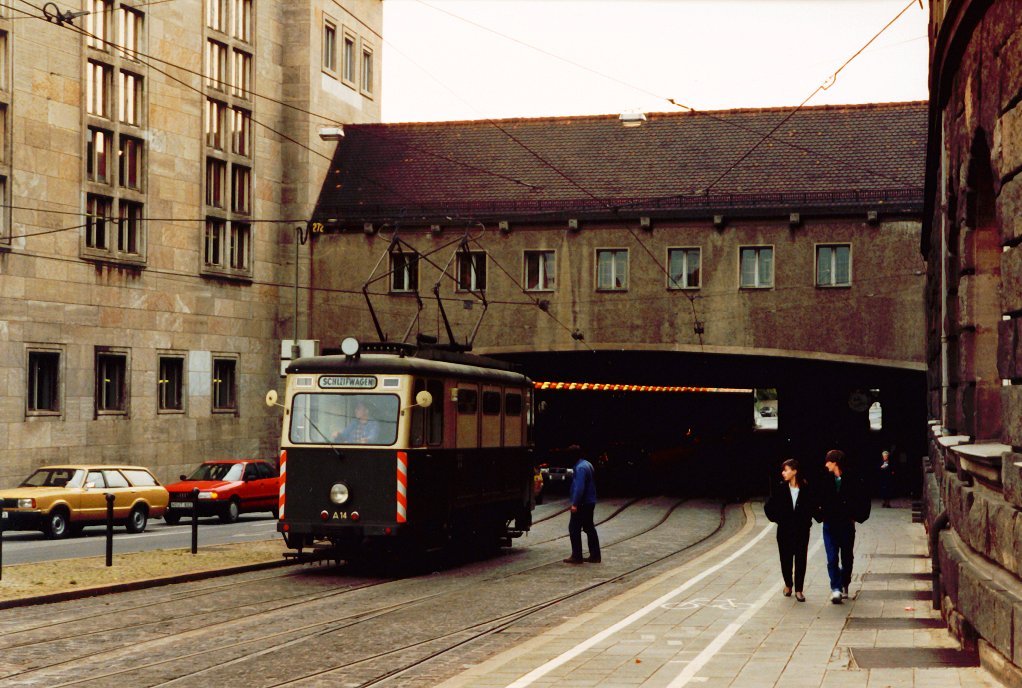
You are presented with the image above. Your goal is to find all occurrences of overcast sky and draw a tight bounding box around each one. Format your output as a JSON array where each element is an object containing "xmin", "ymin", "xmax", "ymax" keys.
[{"xmin": 380, "ymin": 0, "xmax": 929, "ymax": 123}]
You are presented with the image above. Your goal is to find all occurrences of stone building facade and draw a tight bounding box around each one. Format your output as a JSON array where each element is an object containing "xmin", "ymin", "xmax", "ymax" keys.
[
  {"xmin": 921, "ymin": 0, "xmax": 1022, "ymax": 683},
  {"xmin": 0, "ymin": 0, "xmax": 381, "ymax": 487},
  {"xmin": 308, "ymin": 103, "xmax": 928, "ymax": 472}
]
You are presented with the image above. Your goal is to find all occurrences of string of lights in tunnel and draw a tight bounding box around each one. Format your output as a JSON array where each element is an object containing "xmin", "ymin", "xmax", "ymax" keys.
[{"xmin": 533, "ymin": 381, "xmax": 753, "ymax": 394}]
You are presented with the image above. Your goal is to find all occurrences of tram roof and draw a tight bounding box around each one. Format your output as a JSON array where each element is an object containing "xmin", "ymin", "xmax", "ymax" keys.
[{"xmin": 286, "ymin": 352, "xmax": 531, "ymax": 386}]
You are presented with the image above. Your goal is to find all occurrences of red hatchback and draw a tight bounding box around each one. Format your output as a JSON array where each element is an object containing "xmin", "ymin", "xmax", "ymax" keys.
[{"xmin": 164, "ymin": 459, "xmax": 279, "ymax": 524}]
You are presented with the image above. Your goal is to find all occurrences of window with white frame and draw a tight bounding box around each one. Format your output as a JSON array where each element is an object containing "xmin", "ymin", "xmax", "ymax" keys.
[
  {"xmin": 158, "ymin": 355, "xmax": 185, "ymax": 412},
  {"xmin": 323, "ymin": 19, "xmax": 337, "ymax": 74},
  {"xmin": 87, "ymin": 61, "xmax": 111, "ymax": 118},
  {"xmin": 739, "ymin": 246, "xmax": 773, "ymax": 288},
  {"xmin": 342, "ymin": 30, "xmax": 356, "ymax": 85},
  {"xmin": 212, "ymin": 357, "xmax": 237, "ymax": 411},
  {"xmin": 204, "ymin": 0, "xmax": 256, "ymax": 280},
  {"xmin": 28, "ymin": 350, "xmax": 61, "ymax": 413},
  {"xmin": 524, "ymin": 250, "xmax": 555, "ymax": 291},
  {"xmin": 83, "ymin": 2, "xmax": 146, "ymax": 266},
  {"xmin": 231, "ymin": 0, "xmax": 251, "ymax": 41},
  {"xmin": 667, "ymin": 247, "xmax": 701, "ymax": 289},
  {"xmin": 596, "ymin": 249, "xmax": 628, "ymax": 290},
  {"xmin": 115, "ymin": 6, "xmax": 142, "ymax": 59},
  {"xmin": 457, "ymin": 251, "xmax": 487, "ymax": 291},
  {"xmin": 360, "ymin": 42, "xmax": 374, "ymax": 95},
  {"xmin": 96, "ymin": 349, "xmax": 128, "ymax": 414},
  {"xmin": 85, "ymin": 0, "xmax": 110, "ymax": 50},
  {"xmin": 390, "ymin": 251, "xmax": 418, "ymax": 292},
  {"xmin": 816, "ymin": 244, "xmax": 851, "ymax": 287}
]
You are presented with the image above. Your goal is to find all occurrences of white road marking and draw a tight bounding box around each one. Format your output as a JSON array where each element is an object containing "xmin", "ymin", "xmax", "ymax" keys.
[
  {"xmin": 504, "ymin": 524, "xmax": 774, "ymax": 688},
  {"xmin": 666, "ymin": 537, "xmax": 825, "ymax": 688}
]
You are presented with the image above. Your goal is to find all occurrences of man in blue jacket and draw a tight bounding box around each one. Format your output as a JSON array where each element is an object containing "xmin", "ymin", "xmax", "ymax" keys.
[{"xmin": 564, "ymin": 447, "xmax": 601, "ymax": 564}]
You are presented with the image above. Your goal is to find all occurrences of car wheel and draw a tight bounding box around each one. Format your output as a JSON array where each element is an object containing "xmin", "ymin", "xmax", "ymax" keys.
[
  {"xmin": 46, "ymin": 509, "xmax": 70, "ymax": 539},
  {"xmin": 220, "ymin": 499, "xmax": 240, "ymax": 524},
  {"xmin": 126, "ymin": 505, "xmax": 148, "ymax": 533},
  {"xmin": 164, "ymin": 510, "xmax": 181, "ymax": 526}
]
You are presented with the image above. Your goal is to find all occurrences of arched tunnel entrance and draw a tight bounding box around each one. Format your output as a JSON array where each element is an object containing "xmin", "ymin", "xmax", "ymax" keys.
[{"xmin": 492, "ymin": 350, "xmax": 927, "ymax": 500}]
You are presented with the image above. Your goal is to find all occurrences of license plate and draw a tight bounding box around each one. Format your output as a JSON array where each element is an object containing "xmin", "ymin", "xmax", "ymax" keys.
[{"xmin": 170, "ymin": 502, "xmax": 192, "ymax": 509}]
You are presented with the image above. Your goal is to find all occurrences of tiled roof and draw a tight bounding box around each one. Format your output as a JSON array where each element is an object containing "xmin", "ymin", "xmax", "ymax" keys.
[{"xmin": 314, "ymin": 101, "xmax": 926, "ymax": 224}]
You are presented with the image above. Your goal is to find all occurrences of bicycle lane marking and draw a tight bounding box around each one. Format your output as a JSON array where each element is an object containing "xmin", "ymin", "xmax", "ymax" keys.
[
  {"xmin": 665, "ymin": 536, "xmax": 825, "ymax": 688},
  {"xmin": 504, "ymin": 523, "xmax": 775, "ymax": 688}
]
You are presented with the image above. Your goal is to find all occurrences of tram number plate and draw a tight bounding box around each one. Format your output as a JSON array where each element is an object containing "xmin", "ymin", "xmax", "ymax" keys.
[
  {"xmin": 1, "ymin": 511, "xmax": 7, "ymax": 519},
  {"xmin": 319, "ymin": 376, "xmax": 377, "ymax": 389},
  {"xmin": 170, "ymin": 502, "xmax": 192, "ymax": 509}
]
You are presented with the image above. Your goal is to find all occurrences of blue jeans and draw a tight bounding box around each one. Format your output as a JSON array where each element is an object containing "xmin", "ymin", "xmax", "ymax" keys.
[{"xmin": 822, "ymin": 521, "xmax": 855, "ymax": 591}]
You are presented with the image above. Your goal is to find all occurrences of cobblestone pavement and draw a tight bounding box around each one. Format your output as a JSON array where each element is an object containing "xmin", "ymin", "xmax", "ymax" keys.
[
  {"xmin": 0, "ymin": 497, "xmax": 745, "ymax": 688},
  {"xmin": 437, "ymin": 500, "xmax": 1005, "ymax": 688}
]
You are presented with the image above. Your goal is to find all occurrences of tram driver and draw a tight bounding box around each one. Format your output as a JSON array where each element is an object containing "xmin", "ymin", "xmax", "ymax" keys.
[{"xmin": 333, "ymin": 400, "xmax": 381, "ymax": 444}]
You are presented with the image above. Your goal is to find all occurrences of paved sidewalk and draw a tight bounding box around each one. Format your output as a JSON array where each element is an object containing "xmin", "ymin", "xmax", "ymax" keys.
[{"xmin": 439, "ymin": 501, "xmax": 1004, "ymax": 688}]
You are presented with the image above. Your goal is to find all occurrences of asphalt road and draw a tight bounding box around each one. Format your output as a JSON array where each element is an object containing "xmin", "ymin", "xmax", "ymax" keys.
[{"xmin": 0, "ymin": 513, "xmax": 281, "ymax": 565}]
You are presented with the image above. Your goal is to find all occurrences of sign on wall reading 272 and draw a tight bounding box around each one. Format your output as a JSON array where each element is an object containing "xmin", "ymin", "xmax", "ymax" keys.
[{"xmin": 319, "ymin": 376, "xmax": 378, "ymax": 389}]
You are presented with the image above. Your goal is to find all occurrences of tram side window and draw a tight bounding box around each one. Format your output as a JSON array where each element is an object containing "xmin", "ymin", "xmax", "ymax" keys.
[
  {"xmin": 482, "ymin": 391, "xmax": 501, "ymax": 415},
  {"xmin": 411, "ymin": 379, "xmax": 444, "ymax": 446},
  {"xmin": 505, "ymin": 392, "xmax": 522, "ymax": 416},
  {"xmin": 457, "ymin": 388, "xmax": 477, "ymax": 414}
]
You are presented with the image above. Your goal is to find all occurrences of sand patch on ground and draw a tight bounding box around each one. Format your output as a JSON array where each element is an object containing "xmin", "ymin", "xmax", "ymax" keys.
[{"xmin": 0, "ymin": 539, "xmax": 288, "ymax": 601}]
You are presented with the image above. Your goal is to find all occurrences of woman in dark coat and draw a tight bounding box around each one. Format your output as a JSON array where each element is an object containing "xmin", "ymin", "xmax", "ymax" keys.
[{"xmin": 764, "ymin": 458, "xmax": 814, "ymax": 602}]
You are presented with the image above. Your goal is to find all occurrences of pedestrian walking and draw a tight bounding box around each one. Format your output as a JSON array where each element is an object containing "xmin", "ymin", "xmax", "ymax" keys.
[
  {"xmin": 879, "ymin": 450, "xmax": 894, "ymax": 507},
  {"xmin": 815, "ymin": 449, "xmax": 870, "ymax": 603},
  {"xmin": 564, "ymin": 447, "xmax": 601, "ymax": 564},
  {"xmin": 764, "ymin": 458, "xmax": 814, "ymax": 602}
]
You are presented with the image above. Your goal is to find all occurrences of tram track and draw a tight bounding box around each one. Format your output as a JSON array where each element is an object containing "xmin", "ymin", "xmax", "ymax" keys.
[{"xmin": 0, "ymin": 498, "xmax": 734, "ymax": 688}]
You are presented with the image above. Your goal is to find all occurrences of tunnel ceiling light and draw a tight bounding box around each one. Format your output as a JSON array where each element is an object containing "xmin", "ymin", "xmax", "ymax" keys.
[{"xmin": 533, "ymin": 381, "xmax": 753, "ymax": 394}]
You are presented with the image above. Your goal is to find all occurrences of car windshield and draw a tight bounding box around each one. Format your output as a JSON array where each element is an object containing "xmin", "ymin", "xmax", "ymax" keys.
[
  {"xmin": 186, "ymin": 463, "xmax": 244, "ymax": 482},
  {"xmin": 20, "ymin": 468, "xmax": 84, "ymax": 488},
  {"xmin": 289, "ymin": 393, "xmax": 400, "ymax": 446}
]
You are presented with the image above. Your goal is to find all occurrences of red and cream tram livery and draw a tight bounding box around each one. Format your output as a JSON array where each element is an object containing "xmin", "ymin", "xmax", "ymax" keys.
[{"xmin": 272, "ymin": 339, "xmax": 535, "ymax": 559}]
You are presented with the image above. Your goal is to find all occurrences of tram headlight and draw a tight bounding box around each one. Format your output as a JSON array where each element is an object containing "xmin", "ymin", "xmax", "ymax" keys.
[{"xmin": 329, "ymin": 483, "xmax": 350, "ymax": 505}]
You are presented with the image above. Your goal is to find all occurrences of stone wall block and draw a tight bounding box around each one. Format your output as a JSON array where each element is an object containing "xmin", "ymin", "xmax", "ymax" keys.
[
  {"xmin": 1004, "ymin": 452, "xmax": 1022, "ymax": 509},
  {"xmin": 999, "ymin": 105, "xmax": 1022, "ymax": 181},
  {"xmin": 999, "ymin": 319, "xmax": 1018, "ymax": 380},
  {"xmin": 999, "ymin": 174, "xmax": 1022, "ymax": 245},
  {"xmin": 964, "ymin": 486, "xmax": 989, "ymax": 553},
  {"xmin": 1003, "ymin": 384, "xmax": 1022, "ymax": 447},
  {"xmin": 997, "ymin": 22, "xmax": 1022, "ymax": 114},
  {"xmin": 1002, "ymin": 246, "xmax": 1022, "ymax": 315},
  {"xmin": 959, "ymin": 561, "xmax": 1014, "ymax": 657},
  {"xmin": 939, "ymin": 532, "xmax": 962, "ymax": 604},
  {"xmin": 986, "ymin": 497, "xmax": 1019, "ymax": 574}
]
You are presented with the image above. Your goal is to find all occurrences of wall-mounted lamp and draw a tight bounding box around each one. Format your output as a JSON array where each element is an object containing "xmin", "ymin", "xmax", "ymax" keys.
[
  {"xmin": 363, "ymin": 222, "xmax": 375, "ymax": 235},
  {"xmin": 568, "ymin": 218, "xmax": 580, "ymax": 232},
  {"xmin": 788, "ymin": 212, "xmax": 802, "ymax": 228},
  {"xmin": 639, "ymin": 216, "xmax": 652, "ymax": 231},
  {"xmin": 619, "ymin": 112, "xmax": 647, "ymax": 128},
  {"xmin": 318, "ymin": 126, "xmax": 345, "ymax": 141},
  {"xmin": 712, "ymin": 214, "xmax": 725, "ymax": 229},
  {"xmin": 867, "ymin": 210, "xmax": 879, "ymax": 225},
  {"xmin": 42, "ymin": 2, "xmax": 89, "ymax": 25},
  {"xmin": 499, "ymin": 220, "xmax": 510, "ymax": 234},
  {"xmin": 430, "ymin": 224, "xmax": 442, "ymax": 235}
]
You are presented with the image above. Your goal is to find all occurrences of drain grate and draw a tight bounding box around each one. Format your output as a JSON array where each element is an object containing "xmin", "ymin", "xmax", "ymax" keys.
[
  {"xmin": 855, "ymin": 589, "xmax": 930, "ymax": 600},
  {"xmin": 850, "ymin": 647, "xmax": 978, "ymax": 668},
  {"xmin": 845, "ymin": 617, "xmax": 943, "ymax": 629},
  {"xmin": 862, "ymin": 572, "xmax": 930, "ymax": 581}
]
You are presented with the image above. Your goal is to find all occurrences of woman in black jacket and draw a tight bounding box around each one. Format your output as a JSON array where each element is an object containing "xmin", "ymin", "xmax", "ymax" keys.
[{"xmin": 764, "ymin": 459, "xmax": 814, "ymax": 602}]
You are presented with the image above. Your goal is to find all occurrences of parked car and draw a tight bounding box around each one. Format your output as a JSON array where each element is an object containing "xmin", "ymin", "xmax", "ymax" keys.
[
  {"xmin": 0, "ymin": 465, "xmax": 169, "ymax": 539},
  {"xmin": 164, "ymin": 459, "xmax": 279, "ymax": 524},
  {"xmin": 540, "ymin": 464, "xmax": 574, "ymax": 491}
]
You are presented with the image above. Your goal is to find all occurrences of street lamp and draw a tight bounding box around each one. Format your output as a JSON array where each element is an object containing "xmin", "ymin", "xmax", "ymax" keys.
[
  {"xmin": 293, "ymin": 226, "xmax": 310, "ymax": 361},
  {"xmin": 318, "ymin": 126, "xmax": 345, "ymax": 141},
  {"xmin": 42, "ymin": 2, "xmax": 89, "ymax": 25}
]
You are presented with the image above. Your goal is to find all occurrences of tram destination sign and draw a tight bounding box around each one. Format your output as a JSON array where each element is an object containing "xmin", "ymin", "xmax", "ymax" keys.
[{"xmin": 319, "ymin": 376, "xmax": 378, "ymax": 390}]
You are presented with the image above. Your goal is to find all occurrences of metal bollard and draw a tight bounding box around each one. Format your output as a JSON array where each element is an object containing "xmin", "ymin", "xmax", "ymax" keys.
[
  {"xmin": 105, "ymin": 493, "xmax": 115, "ymax": 567},
  {"xmin": 191, "ymin": 487, "xmax": 199, "ymax": 554}
]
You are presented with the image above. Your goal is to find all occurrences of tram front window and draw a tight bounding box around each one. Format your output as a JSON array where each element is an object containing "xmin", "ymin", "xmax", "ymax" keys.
[{"xmin": 289, "ymin": 394, "xmax": 400, "ymax": 446}]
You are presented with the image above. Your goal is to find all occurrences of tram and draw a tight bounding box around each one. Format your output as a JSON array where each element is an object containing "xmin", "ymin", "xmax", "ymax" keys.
[{"xmin": 268, "ymin": 337, "xmax": 536, "ymax": 561}]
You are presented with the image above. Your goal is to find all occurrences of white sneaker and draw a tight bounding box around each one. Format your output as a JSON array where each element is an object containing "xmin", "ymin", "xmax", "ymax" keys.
[
  {"xmin": 831, "ymin": 590, "xmax": 843, "ymax": 604},
  {"xmin": 841, "ymin": 586, "xmax": 849, "ymax": 599}
]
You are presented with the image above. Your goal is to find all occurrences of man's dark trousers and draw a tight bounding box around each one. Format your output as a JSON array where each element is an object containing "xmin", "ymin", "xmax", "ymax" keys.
[{"xmin": 568, "ymin": 504, "xmax": 600, "ymax": 560}]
